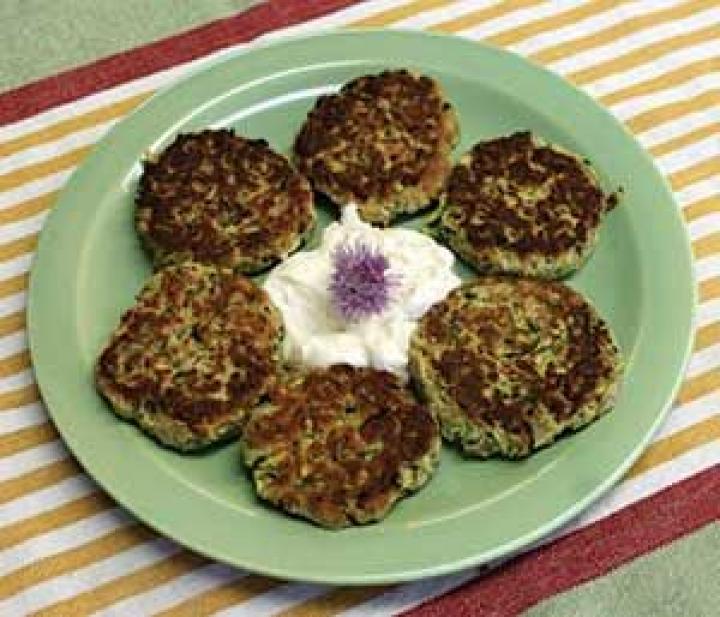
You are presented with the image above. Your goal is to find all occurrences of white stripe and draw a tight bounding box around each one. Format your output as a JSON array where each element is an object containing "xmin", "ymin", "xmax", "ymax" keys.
[
  {"xmin": 588, "ymin": 39, "xmax": 720, "ymax": 98},
  {"xmin": 1, "ymin": 121, "xmax": 117, "ymax": 176},
  {"xmin": 0, "ymin": 537, "xmax": 180, "ymax": 615},
  {"xmin": 0, "ymin": 292, "xmax": 26, "ymax": 320},
  {"xmin": 655, "ymin": 391, "xmax": 720, "ymax": 442},
  {"xmin": 0, "ymin": 474, "xmax": 95, "ymax": 527},
  {"xmin": 0, "ymin": 368, "xmax": 34, "ymax": 393},
  {"xmin": 685, "ymin": 342, "xmax": 720, "ymax": 379},
  {"xmin": 689, "ymin": 212, "xmax": 720, "ymax": 240},
  {"xmin": 0, "ymin": 439, "xmax": 67, "ymax": 483},
  {"xmin": 655, "ymin": 134, "xmax": 720, "ymax": 178},
  {"xmin": 676, "ymin": 176, "xmax": 720, "ymax": 207},
  {"xmin": 215, "ymin": 583, "xmax": 330, "ymax": 617},
  {"xmin": 548, "ymin": 6, "xmax": 720, "ymax": 76},
  {"xmin": 0, "ymin": 331, "xmax": 28, "ymax": 359},
  {"xmin": 0, "ymin": 507, "xmax": 129, "ymax": 579},
  {"xmin": 0, "ymin": 402, "xmax": 47, "ymax": 434},
  {"xmin": 0, "ymin": 169, "xmax": 69, "ymax": 209},
  {"xmin": 0, "ymin": 254, "xmax": 33, "ymax": 283},
  {"xmin": 695, "ymin": 254, "xmax": 720, "ymax": 282},
  {"xmin": 511, "ymin": 0, "xmax": 685, "ymax": 57},
  {"xmin": 610, "ymin": 74, "xmax": 720, "ymax": 121},
  {"xmin": 639, "ymin": 109, "xmax": 719, "ymax": 150},
  {"xmin": 98, "ymin": 563, "xmax": 244, "ymax": 617},
  {"xmin": 1, "ymin": 210, "xmax": 49, "ymax": 247},
  {"xmin": 391, "ymin": 0, "xmax": 500, "ymax": 30},
  {"xmin": 457, "ymin": 0, "xmax": 584, "ymax": 40},
  {"xmin": 697, "ymin": 297, "xmax": 720, "ymax": 329}
]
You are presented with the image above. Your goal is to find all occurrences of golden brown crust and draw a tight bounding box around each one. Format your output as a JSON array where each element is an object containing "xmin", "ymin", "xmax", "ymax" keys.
[
  {"xmin": 136, "ymin": 129, "xmax": 315, "ymax": 273},
  {"xmin": 294, "ymin": 70, "xmax": 458, "ymax": 226},
  {"xmin": 241, "ymin": 365, "xmax": 440, "ymax": 528},
  {"xmin": 95, "ymin": 263, "xmax": 282, "ymax": 450}
]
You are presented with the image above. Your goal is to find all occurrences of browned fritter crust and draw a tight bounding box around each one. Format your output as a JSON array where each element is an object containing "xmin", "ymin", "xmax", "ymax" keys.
[
  {"xmin": 294, "ymin": 70, "xmax": 459, "ymax": 226},
  {"xmin": 410, "ymin": 277, "xmax": 622, "ymax": 458},
  {"xmin": 136, "ymin": 129, "xmax": 315, "ymax": 273},
  {"xmin": 96, "ymin": 263, "xmax": 282, "ymax": 450},
  {"xmin": 240, "ymin": 365, "xmax": 441, "ymax": 528},
  {"xmin": 434, "ymin": 132, "xmax": 617, "ymax": 278}
]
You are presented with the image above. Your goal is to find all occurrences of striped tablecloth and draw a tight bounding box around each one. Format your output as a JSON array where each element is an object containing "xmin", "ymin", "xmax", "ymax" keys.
[{"xmin": 1, "ymin": 1, "xmax": 718, "ymax": 615}]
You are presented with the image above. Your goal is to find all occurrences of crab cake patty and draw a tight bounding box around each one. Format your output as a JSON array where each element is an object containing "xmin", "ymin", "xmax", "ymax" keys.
[
  {"xmin": 294, "ymin": 69, "xmax": 458, "ymax": 226},
  {"xmin": 409, "ymin": 277, "xmax": 622, "ymax": 459},
  {"xmin": 96, "ymin": 263, "xmax": 282, "ymax": 451},
  {"xmin": 136, "ymin": 129, "xmax": 315, "ymax": 273},
  {"xmin": 433, "ymin": 132, "xmax": 618, "ymax": 279},
  {"xmin": 240, "ymin": 365, "xmax": 440, "ymax": 528}
]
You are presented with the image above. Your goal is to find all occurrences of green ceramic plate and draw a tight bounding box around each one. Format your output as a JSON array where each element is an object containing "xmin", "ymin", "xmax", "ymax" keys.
[{"xmin": 29, "ymin": 30, "xmax": 695, "ymax": 584}]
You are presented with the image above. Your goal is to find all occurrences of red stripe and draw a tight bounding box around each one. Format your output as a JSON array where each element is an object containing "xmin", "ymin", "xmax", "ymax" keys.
[
  {"xmin": 0, "ymin": 0, "xmax": 360, "ymax": 127},
  {"xmin": 404, "ymin": 465, "xmax": 720, "ymax": 617}
]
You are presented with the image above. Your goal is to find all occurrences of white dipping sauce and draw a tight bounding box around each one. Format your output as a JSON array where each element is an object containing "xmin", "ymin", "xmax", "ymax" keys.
[{"xmin": 264, "ymin": 205, "xmax": 461, "ymax": 380}]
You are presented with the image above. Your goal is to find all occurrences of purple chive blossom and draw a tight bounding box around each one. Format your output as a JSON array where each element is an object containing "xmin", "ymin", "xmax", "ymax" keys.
[{"xmin": 329, "ymin": 240, "xmax": 400, "ymax": 321}]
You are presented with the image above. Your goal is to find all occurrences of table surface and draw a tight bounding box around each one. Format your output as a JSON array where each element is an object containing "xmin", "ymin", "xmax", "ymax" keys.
[{"xmin": 1, "ymin": 1, "xmax": 718, "ymax": 616}]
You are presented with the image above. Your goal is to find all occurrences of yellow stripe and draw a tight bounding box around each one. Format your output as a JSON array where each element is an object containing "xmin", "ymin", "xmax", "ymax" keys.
[
  {"xmin": 0, "ymin": 492, "xmax": 113, "ymax": 550},
  {"xmin": 685, "ymin": 196, "xmax": 720, "ymax": 223},
  {"xmin": 695, "ymin": 321, "xmax": 720, "ymax": 351},
  {"xmin": 0, "ymin": 234, "xmax": 37, "ymax": 263},
  {"xmin": 700, "ymin": 276, "xmax": 720, "ymax": 303},
  {"xmin": 600, "ymin": 56, "xmax": 720, "ymax": 106},
  {"xmin": 678, "ymin": 367, "xmax": 720, "ymax": 404},
  {"xmin": 625, "ymin": 89, "xmax": 719, "ymax": 133},
  {"xmin": 0, "ymin": 458, "xmax": 79, "ymax": 506},
  {"xmin": 694, "ymin": 232, "xmax": 720, "ymax": 260},
  {"xmin": 0, "ymin": 422, "xmax": 57, "ymax": 457},
  {"xmin": 486, "ymin": 0, "xmax": 622, "ymax": 47},
  {"xmin": 651, "ymin": 123, "xmax": 720, "ymax": 159},
  {"xmin": 0, "ymin": 524, "xmax": 153, "ymax": 599},
  {"xmin": 669, "ymin": 157, "xmax": 720, "ymax": 191},
  {"xmin": 0, "ymin": 192, "xmax": 56, "ymax": 226},
  {"xmin": 0, "ymin": 145, "xmax": 91, "ymax": 193},
  {"xmin": 430, "ymin": 0, "xmax": 545, "ymax": 33},
  {"xmin": 0, "ymin": 384, "xmax": 40, "ymax": 412},
  {"xmin": 277, "ymin": 586, "xmax": 390, "ymax": 617},
  {"xmin": 0, "ymin": 350, "xmax": 30, "ymax": 378},
  {"xmin": 156, "ymin": 576, "xmax": 282, "ymax": 617},
  {"xmin": 626, "ymin": 415, "xmax": 720, "ymax": 479},
  {"xmin": 35, "ymin": 551, "xmax": 209, "ymax": 617},
  {"xmin": 568, "ymin": 23, "xmax": 720, "ymax": 85},
  {"xmin": 0, "ymin": 93, "xmax": 150, "ymax": 158},
  {"xmin": 0, "ymin": 312, "xmax": 25, "ymax": 338},
  {"xmin": 531, "ymin": 1, "xmax": 713, "ymax": 65},
  {"xmin": 352, "ymin": 0, "xmax": 453, "ymax": 28},
  {"xmin": 0, "ymin": 273, "xmax": 29, "ymax": 299}
]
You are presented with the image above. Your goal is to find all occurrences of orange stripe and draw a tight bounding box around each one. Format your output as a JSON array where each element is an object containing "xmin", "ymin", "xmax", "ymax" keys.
[
  {"xmin": 625, "ymin": 89, "xmax": 719, "ymax": 133},
  {"xmin": 0, "ymin": 458, "xmax": 79, "ymax": 506},
  {"xmin": 700, "ymin": 276, "xmax": 720, "ymax": 303},
  {"xmin": 677, "ymin": 367, "xmax": 720, "ymax": 404},
  {"xmin": 0, "ymin": 350, "xmax": 30, "ymax": 378},
  {"xmin": 626, "ymin": 415, "xmax": 720, "ymax": 478},
  {"xmin": 531, "ymin": 1, "xmax": 714, "ymax": 65},
  {"xmin": 0, "ymin": 93, "xmax": 149, "ymax": 158},
  {"xmin": 650, "ymin": 123, "xmax": 720, "ymax": 159},
  {"xmin": 277, "ymin": 586, "xmax": 390, "ymax": 617},
  {"xmin": 156, "ymin": 576, "xmax": 282, "ymax": 617},
  {"xmin": 0, "ymin": 312, "xmax": 25, "ymax": 338},
  {"xmin": 0, "ymin": 145, "xmax": 91, "ymax": 193},
  {"xmin": 0, "ymin": 422, "xmax": 57, "ymax": 457},
  {"xmin": 0, "ymin": 384, "xmax": 40, "ymax": 411},
  {"xmin": 35, "ymin": 550, "xmax": 209, "ymax": 617},
  {"xmin": 669, "ymin": 157, "xmax": 720, "ymax": 191},
  {"xmin": 0, "ymin": 273, "xmax": 29, "ymax": 299},
  {"xmin": 487, "ymin": 0, "xmax": 622, "ymax": 47},
  {"xmin": 567, "ymin": 23, "xmax": 720, "ymax": 85},
  {"xmin": 430, "ymin": 0, "xmax": 544, "ymax": 33},
  {"xmin": 600, "ymin": 56, "xmax": 720, "ymax": 106},
  {"xmin": 0, "ymin": 192, "xmax": 56, "ymax": 226},
  {"xmin": 0, "ymin": 492, "xmax": 113, "ymax": 550},
  {"xmin": 695, "ymin": 321, "xmax": 720, "ymax": 351},
  {"xmin": 694, "ymin": 232, "xmax": 720, "ymax": 260},
  {"xmin": 352, "ymin": 0, "xmax": 453, "ymax": 28},
  {"xmin": 0, "ymin": 523, "xmax": 152, "ymax": 599},
  {"xmin": 685, "ymin": 196, "xmax": 720, "ymax": 223}
]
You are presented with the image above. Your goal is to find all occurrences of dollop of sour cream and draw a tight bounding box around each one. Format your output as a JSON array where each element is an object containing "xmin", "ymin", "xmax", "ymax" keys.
[{"xmin": 264, "ymin": 205, "xmax": 461, "ymax": 380}]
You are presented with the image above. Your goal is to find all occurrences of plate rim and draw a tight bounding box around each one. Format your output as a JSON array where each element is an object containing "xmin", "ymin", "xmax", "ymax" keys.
[{"xmin": 28, "ymin": 28, "xmax": 697, "ymax": 584}]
